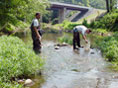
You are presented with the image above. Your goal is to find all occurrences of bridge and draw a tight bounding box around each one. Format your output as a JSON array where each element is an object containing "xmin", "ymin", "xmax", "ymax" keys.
[{"xmin": 48, "ymin": 2, "xmax": 92, "ymax": 23}]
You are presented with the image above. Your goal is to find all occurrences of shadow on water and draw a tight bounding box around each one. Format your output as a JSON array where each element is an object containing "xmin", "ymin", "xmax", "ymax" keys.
[{"xmin": 18, "ymin": 32, "xmax": 118, "ymax": 88}]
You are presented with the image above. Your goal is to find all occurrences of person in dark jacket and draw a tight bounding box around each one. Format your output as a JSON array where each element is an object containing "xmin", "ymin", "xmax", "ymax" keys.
[{"xmin": 30, "ymin": 13, "xmax": 42, "ymax": 53}]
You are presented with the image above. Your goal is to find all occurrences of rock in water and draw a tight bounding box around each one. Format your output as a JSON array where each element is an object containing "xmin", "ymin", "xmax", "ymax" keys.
[
  {"xmin": 54, "ymin": 43, "xmax": 68, "ymax": 47},
  {"xmin": 17, "ymin": 79, "xmax": 25, "ymax": 84},
  {"xmin": 54, "ymin": 44, "xmax": 61, "ymax": 46},
  {"xmin": 91, "ymin": 52, "xmax": 95, "ymax": 54},
  {"xmin": 24, "ymin": 79, "xmax": 34, "ymax": 87},
  {"xmin": 62, "ymin": 42, "xmax": 68, "ymax": 46},
  {"xmin": 55, "ymin": 46, "xmax": 60, "ymax": 50}
]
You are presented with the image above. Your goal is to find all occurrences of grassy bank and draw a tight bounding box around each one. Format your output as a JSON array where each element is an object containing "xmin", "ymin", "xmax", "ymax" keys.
[
  {"xmin": 89, "ymin": 10, "xmax": 118, "ymax": 70},
  {"xmin": 0, "ymin": 36, "xmax": 43, "ymax": 88},
  {"xmin": 58, "ymin": 32, "xmax": 118, "ymax": 70},
  {"xmin": 0, "ymin": 21, "xmax": 29, "ymax": 35},
  {"xmin": 95, "ymin": 33, "xmax": 118, "ymax": 70},
  {"xmin": 89, "ymin": 10, "xmax": 118, "ymax": 31},
  {"xmin": 42, "ymin": 21, "xmax": 80, "ymax": 32}
]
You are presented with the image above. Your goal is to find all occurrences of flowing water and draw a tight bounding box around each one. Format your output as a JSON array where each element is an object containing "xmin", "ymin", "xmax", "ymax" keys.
[{"xmin": 19, "ymin": 33, "xmax": 118, "ymax": 88}]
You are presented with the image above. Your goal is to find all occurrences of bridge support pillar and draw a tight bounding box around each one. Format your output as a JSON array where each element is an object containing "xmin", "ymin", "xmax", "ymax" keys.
[{"xmin": 58, "ymin": 7, "xmax": 67, "ymax": 23}]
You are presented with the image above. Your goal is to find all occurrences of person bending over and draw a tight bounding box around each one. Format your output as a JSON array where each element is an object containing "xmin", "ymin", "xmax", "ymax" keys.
[{"xmin": 73, "ymin": 25, "xmax": 92, "ymax": 50}]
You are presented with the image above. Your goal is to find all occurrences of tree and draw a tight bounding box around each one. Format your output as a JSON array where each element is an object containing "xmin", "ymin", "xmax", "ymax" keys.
[
  {"xmin": 110, "ymin": 0, "xmax": 113, "ymax": 10},
  {"xmin": 106, "ymin": 0, "xmax": 117, "ymax": 12},
  {"xmin": 82, "ymin": 0, "xmax": 90, "ymax": 7},
  {"xmin": 0, "ymin": 0, "xmax": 49, "ymax": 27},
  {"xmin": 86, "ymin": 0, "xmax": 90, "ymax": 7},
  {"xmin": 90, "ymin": 0, "xmax": 106, "ymax": 9},
  {"xmin": 106, "ymin": 0, "xmax": 110, "ymax": 12}
]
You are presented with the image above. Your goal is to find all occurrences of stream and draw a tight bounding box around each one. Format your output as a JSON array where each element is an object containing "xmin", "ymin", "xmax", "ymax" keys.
[{"xmin": 19, "ymin": 33, "xmax": 118, "ymax": 88}]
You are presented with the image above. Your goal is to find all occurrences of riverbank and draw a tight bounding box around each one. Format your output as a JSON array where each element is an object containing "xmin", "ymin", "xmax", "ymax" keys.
[
  {"xmin": 95, "ymin": 33, "xmax": 118, "ymax": 71},
  {"xmin": 57, "ymin": 31, "xmax": 118, "ymax": 71},
  {"xmin": 21, "ymin": 33, "xmax": 118, "ymax": 88},
  {"xmin": 2, "ymin": 23, "xmax": 116, "ymax": 72},
  {"xmin": 0, "ymin": 21, "xmax": 30, "ymax": 36},
  {"xmin": 0, "ymin": 36, "xmax": 44, "ymax": 88},
  {"xmin": 0, "ymin": 32, "xmax": 117, "ymax": 88}
]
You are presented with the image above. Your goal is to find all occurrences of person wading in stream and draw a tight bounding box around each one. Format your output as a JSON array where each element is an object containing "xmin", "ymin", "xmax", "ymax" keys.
[
  {"xmin": 30, "ymin": 13, "xmax": 42, "ymax": 53},
  {"xmin": 73, "ymin": 25, "xmax": 92, "ymax": 50}
]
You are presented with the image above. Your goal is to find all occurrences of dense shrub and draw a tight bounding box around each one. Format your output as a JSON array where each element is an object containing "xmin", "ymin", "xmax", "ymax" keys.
[
  {"xmin": 60, "ymin": 19, "xmax": 91, "ymax": 31},
  {"xmin": 96, "ymin": 33, "xmax": 118, "ymax": 70},
  {"xmin": 89, "ymin": 20, "xmax": 97, "ymax": 28},
  {"xmin": 61, "ymin": 20, "xmax": 80, "ymax": 31},
  {"xmin": 89, "ymin": 10, "xmax": 118, "ymax": 31},
  {"xmin": 93, "ymin": 28, "xmax": 108, "ymax": 34},
  {"xmin": 5, "ymin": 23, "xmax": 16, "ymax": 32},
  {"xmin": 52, "ymin": 18, "xmax": 59, "ymax": 25},
  {"xmin": 0, "ymin": 36, "xmax": 43, "ymax": 87},
  {"xmin": 0, "ymin": 0, "xmax": 48, "ymax": 35},
  {"xmin": 15, "ymin": 21, "xmax": 29, "ymax": 30},
  {"xmin": 0, "ymin": 21, "xmax": 29, "ymax": 34},
  {"xmin": 82, "ymin": 19, "xmax": 90, "ymax": 27}
]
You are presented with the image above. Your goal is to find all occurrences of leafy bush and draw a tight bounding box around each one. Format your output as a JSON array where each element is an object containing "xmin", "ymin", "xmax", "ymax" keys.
[
  {"xmin": 96, "ymin": 33, "xmax": 118, "ymax": 70},
  {"xmin": 0, "ymin": 36, "xmax": 43, "ymax": 87},
  {"xmin": 61, "ymin": 20, "xmax": 80, "ymax": 31},
  {"xmin": 52, "ymin": 18, "xmax": 59, "ymax": 25},
  {"xmin": 94, "ymin": 28, "xmax": 108, "ymax": 34},
  {"xmin": 89, "ymin": 10, "xmax": 118, "ymax": 31},
  {"xmin": 16, "ymin": 21, "xmax": 29, "ymax": 29},
  {"xmin": 0, "ymin": 82, "xmax": 23, "ymax": 88},
  {"xmin": 0, "ymin": 0, "xmax": 48, "ymax": 35},
  {"xmin": 82, "ymin": 19, "xmax": 89, "ymax": 27},
  {"xmin": 0, "ymin": 21, "xmax": 29, "ymax": 34},
  {"xmin": 89, "ymin": 20, "xmax": 97, "ymax": 28},
  {"xmin": 5, "ymin": 23, "xmax": 16, "ymax": 32}
]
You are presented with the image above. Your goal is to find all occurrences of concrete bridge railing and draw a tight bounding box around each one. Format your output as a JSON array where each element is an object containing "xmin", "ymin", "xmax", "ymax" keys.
[{"xmin": 48, "ymin": 2, "xmax": 92, "ymax": 23}]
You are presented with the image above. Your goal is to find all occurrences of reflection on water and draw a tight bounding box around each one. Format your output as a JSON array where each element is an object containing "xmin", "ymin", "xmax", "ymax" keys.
[
  {"xmin": 18, "ymin": 32, "xmax": 63, "ymax": 44},
  {"xmin": 18, "ymin": 32, "xmax": 118, "ymax": 88}
]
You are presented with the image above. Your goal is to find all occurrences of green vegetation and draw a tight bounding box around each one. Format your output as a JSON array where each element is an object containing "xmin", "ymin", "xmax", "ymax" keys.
[
  {"xmin": 95, "ymin": 33, "xmax": 118, "ymax": 70},
  {"xmin": 0, "ymin": 0, "xmax": 48, "ymax": 87},
  {"xmin": 58, "ymin": 32, "xmax": 118, "ymax": 71},
  {"xmin": 89, "ymin": 10, "xmax": 118, "ymax": 31},
  {"xmin": 0, "ymin": 36, "xmax": 43, "ymax": 87},
  {"xmin": 106, "ymin": 0, "xmax": 117, "ymax": 12},
  {"xmin": 61, "ymin": 20, "xmax": 80, "ymax": 31},
  {"xmin": 0, "ymin": 0, "xmax": 48, "ymax": 34},
  {"xmin": 88, "ymin": 6, "xmax": 118, "ymax": 68},
  {"xmin": 58, "ymin": 10, "xmax": 118, "ymax": 32},
  {"xmin": 57, "ymin": 8, "xmax": 118, "ymax": 71},
  {"xmin": 0, "ymin": 21, "xmax": 29, "ymax": 35},
  {"xmin": 93, "ymin": 28, "xmax": 108, "ymax": 34},
  {"xmin": 42, "ymin": 20, "xmax": 80, "ymax": 32}
]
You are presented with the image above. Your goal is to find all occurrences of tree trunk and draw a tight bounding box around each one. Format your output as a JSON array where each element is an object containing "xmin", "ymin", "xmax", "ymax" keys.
[
  {"xmin": 106, "ymin": 0, "xmax": 110, "ymax": 12},
  {"xmin": 110, "ymin": 0, "xmax": 113, "ymax": 11}
]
